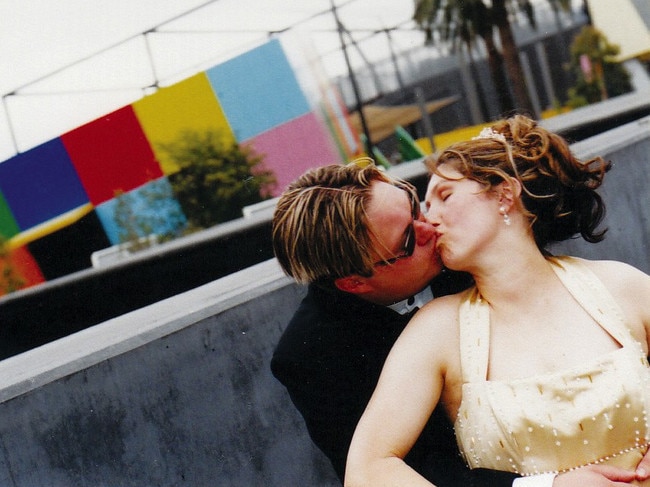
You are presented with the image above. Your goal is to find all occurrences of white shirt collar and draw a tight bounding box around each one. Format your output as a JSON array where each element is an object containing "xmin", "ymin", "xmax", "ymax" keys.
[{"xmin": 387, "ymin": 286, "xmax": 434, "ymax": 315}]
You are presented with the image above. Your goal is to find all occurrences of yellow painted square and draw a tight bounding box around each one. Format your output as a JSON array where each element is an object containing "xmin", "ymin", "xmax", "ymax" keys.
[{"xmin": 133, "ymin": 73, "xmax": 235, "ymax": 174}]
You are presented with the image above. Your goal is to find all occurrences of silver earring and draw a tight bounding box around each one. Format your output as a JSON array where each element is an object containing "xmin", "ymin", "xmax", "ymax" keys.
[{"xmin": 500, "ymin": 206, "xmax": 511, "ymax": 226}]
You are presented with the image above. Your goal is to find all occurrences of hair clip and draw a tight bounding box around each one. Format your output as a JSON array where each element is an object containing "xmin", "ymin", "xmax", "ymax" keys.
[{"xmin": 472, "ymin": 127, "xmax": 507, "ymax": 143}]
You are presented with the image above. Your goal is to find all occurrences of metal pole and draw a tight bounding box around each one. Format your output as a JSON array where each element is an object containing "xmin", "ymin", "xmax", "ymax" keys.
[
  {"xmin": 385, "ymin": 29, "xmax": 406, "ymax": 91},
  {"xmin": 340, "ymin": 23, "xmax": 384, "ymax": 96},
  {"xmin": 414, "ymin": 87, "xmax": 435, "ymax": 153},
  {"xmin": 330, "ymin": 0, "xmax": 373, "ymax": 156},
  {"xmin": 535, "ymin": 41, "xmax": 556, "ymax": 109},
  {"xmin": 519, "ymin": 52, "xmax": 541, "ymax": 119},
  {"xmin": 2, "ymin": 95, "xmax": 19, "ymax": 155},
  {"xmin": 456, "ymin": 46, "xmax": 483, "ymax": 125},
  {"xmin": 550, "ymin": 1, "xmax": 571, "ymax": 104}
]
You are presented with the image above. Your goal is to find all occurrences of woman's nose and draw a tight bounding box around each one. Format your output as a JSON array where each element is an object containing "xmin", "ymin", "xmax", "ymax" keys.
[{"xmin": 424, "ymin": 208, "xmax": 439, "ymax": 226}]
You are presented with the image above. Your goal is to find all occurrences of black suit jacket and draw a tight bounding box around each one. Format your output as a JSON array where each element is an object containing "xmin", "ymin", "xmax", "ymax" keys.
[{"xmin": 271, "ymin": 271, "xmax": 517, "ymax": 486}]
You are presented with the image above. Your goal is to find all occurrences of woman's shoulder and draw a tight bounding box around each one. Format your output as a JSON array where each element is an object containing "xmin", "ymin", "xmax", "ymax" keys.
[
  {"xmin": 390, "ymin": 291, "xmax": 467, "ymax": 373},
  {"xmin": 407, "ymin": 289, "xmax": 470, "ymax": 335},
  {"xmin": 421, "ymin": 288, "xmax": 468, "ymax": 313},
  {"xmin": 566, "ymin": 256, "xmax": 649, "ymax": 283},
  {"xmin": 560, "ymin": 256, "xmax": 650, "ymax": 309},
  {"xmin": 568, "ymin": 257, "xmax": 650, "ymax": 348}
]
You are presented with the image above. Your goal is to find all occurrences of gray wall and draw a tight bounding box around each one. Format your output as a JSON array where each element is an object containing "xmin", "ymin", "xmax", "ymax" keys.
[
  {"xmin": 0, "ymin": 115, "xmax": 648, "ymax": 486},
  {"xmin": 548, "ymin": 115, "xmax": 650, "ymax": 272},
  {"xmin": 0, "ymin": 260, "xmax": 338, "ymax": 486}
]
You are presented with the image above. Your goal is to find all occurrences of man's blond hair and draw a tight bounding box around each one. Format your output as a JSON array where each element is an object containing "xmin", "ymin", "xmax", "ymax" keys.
[{"xmin": 272, "ymin": 160, "xmax": 411, "ymax": 285}]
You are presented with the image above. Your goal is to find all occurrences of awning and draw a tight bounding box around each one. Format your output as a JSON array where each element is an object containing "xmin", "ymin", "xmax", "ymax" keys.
[
  {"xmin": 348, "ymin": 95, "xmax": 459, "ymax": 143},
  {"xmin": 586, "ymin": 0, "xmax": 650, "ymax": 61}
]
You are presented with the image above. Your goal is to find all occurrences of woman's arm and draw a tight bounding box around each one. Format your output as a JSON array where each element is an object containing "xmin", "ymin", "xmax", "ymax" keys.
[{"xmin": 344, "ymin": 298, "xmax": 459, "ymax": 487}]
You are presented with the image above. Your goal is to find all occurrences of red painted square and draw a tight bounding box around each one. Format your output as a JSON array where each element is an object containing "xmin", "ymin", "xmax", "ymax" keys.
[
  {"xmin": 0, "ymin": 246, "xmax": 45, "ymax": 295},
  {"xmin": 61, "ymin": 105, "xmax": 163, "ymax": 205}
]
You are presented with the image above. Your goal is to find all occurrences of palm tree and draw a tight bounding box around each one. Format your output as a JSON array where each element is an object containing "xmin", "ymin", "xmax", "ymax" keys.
[
  {"xmin": 414, "ymin": 0, "xmax": 571, "ymax": 116},
  {"xmin": 414, "ymin": 0, "xmax": 513, "ymax": 115},
  {"xmin": 491, "ymin": 0, "xmax": 535, "ymax": 114}
]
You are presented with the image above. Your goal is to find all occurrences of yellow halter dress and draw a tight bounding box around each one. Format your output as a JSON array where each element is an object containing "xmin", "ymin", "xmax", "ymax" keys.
[{"xmin": 454, "ymin": 256, "xmax": 650, "ymax": 481}]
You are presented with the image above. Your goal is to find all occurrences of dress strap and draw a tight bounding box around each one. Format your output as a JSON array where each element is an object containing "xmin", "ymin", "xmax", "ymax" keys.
[
  {"xmin": 458, "ymin": 287, "xmax": 491, "ymax": 382},
  {"xmin": 548, "ymin": 256, "xmax": 637, "ymax": 350}
]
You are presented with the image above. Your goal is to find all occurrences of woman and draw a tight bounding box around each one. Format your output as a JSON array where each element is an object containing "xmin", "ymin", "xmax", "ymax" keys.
[{"xmin": 345, "ymin": 115, "xmax": 650, "ymax": 486}]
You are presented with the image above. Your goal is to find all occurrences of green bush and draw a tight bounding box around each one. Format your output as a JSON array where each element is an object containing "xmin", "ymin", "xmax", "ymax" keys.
[
  {"xmin": 566, "ymin": 26, "xmax": 632, "ymax": 108},
  {"xmin": 161, "ymin": 131, "xmax": 276, "ymax": 230}
]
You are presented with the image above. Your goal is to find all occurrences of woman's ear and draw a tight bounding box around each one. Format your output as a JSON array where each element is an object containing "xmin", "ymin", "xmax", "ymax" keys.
[
  {"xmin": 497, "ymin": 178, "xmax": 522, "ymax": 212},
  {"xmin": 334, "ymin": 275, "xmax": 373, "ymax": 295}
]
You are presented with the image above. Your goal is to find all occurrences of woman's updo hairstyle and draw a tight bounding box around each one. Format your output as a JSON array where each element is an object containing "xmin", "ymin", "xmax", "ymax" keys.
[{"xmin": 426, "ymin": 115, "xmax": 611, "ymax": 249}]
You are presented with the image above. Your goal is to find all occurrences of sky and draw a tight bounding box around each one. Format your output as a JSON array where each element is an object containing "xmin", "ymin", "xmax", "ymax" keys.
[{"xmin": 0, "ymin": 0, "xmax": 423, "ymax": 160}]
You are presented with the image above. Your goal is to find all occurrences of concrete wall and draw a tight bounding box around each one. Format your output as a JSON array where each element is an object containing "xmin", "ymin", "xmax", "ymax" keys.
[
  {"xmin": 0, "ymin": 259, "xmax": 339, "ymax": 486},
  {"xmin": 0, "ymin": 215, "xmax": 275, "ymax": 359},
  {"xmin": 0, "ymin": 116, "xmax": 647, "ymax": 486},
  {"xmin": 548, "ymin": 115, "xmax": 650, "ymax": 273}
]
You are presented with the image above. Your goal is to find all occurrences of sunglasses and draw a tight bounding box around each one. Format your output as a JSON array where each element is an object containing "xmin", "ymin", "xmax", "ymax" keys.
[{"xmin": 374, "ymin": 184, "xmax": 420, "ymax": 267}]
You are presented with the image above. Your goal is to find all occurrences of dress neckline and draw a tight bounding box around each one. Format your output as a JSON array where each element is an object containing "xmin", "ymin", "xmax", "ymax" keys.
[{"xmin": 459, "ymin": 256, "xmax": 639, "ymax": 384}]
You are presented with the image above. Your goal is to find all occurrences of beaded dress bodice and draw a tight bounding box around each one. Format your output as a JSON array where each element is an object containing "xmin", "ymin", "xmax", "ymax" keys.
[{"xmin": 454, "ymin": 256, "xmax": 650, "ymax": 479}]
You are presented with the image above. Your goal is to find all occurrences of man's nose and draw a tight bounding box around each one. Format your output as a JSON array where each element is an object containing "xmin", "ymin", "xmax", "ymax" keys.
[{"xmin": 414, "ymin": 219, "xmax": 436, "ymax": 245}]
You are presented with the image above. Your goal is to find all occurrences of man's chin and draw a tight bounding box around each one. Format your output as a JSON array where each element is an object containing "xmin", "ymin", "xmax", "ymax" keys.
[
  {"xmin": 431, "ymin": 253, "xmax": 444, "ymax": 270},
  {"xmin": 424, "ymin": 264, "xmax": 445, "ymax": 283}
]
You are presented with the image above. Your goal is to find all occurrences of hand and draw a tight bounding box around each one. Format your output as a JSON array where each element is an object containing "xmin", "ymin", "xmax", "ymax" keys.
[
  {"xmin": 553, "ymin": 465, "xmax": 636, "ymax": 486},
  {"xmin": 636, "ymin": 448, "xmax": 650, "ymax": 482}
]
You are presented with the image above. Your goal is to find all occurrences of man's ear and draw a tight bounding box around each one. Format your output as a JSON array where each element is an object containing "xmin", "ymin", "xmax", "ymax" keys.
[{"xmin": 334, "ymin": 275, "xmax": 373, "ymax": 295}]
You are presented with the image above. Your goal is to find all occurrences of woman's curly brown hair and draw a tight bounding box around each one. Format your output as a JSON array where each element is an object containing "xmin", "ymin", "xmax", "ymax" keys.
[{"xmin": 426, "ymin": 115, "xmax": 611, "ymax": 249}]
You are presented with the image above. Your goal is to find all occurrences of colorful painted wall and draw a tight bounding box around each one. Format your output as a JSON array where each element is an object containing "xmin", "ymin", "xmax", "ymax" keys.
[{"xmin": 0, "ymin": 38, "xmax": 360, "ymax": 293}]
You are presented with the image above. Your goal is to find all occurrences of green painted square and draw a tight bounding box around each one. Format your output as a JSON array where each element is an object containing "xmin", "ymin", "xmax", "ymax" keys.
[{"xmin": 0, "ymin": 191, "xmax": 19, "ymax": 239}]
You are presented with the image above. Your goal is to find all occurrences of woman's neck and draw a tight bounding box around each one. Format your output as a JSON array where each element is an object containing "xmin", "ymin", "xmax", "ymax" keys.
[{"xmin": 471, "ymin": 242, "xmax": 554, "ymax": 307}]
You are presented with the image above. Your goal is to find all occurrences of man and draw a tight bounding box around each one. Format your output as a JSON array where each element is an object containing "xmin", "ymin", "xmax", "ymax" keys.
[{"xmin": 270, "ymin": 160, "xmax": 642, "ymax": 487}]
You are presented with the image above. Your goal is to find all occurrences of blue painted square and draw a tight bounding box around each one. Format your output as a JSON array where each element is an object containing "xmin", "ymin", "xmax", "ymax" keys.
[
  {"xmin": 0, "ymin": 139, "xmax": 90, "ymax": 231},
  {"xmin": 206, "ymin": 38, "xmax": 310, "ymax": 141},
  {"xmin": 95, "ymin": 177, "xmax": 187, "ymax": 245}
]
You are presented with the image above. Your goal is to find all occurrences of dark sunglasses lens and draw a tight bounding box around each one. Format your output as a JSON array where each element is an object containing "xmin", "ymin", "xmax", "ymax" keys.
[{"xmin": 404, "ymin": 225, "xmax": 416, "ymax": 257}]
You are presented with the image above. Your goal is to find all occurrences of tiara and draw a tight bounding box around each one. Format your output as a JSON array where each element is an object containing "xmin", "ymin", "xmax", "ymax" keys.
[{"xmin": 472, "ymin": 127, "xmax": 507, "ymax": 143}]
